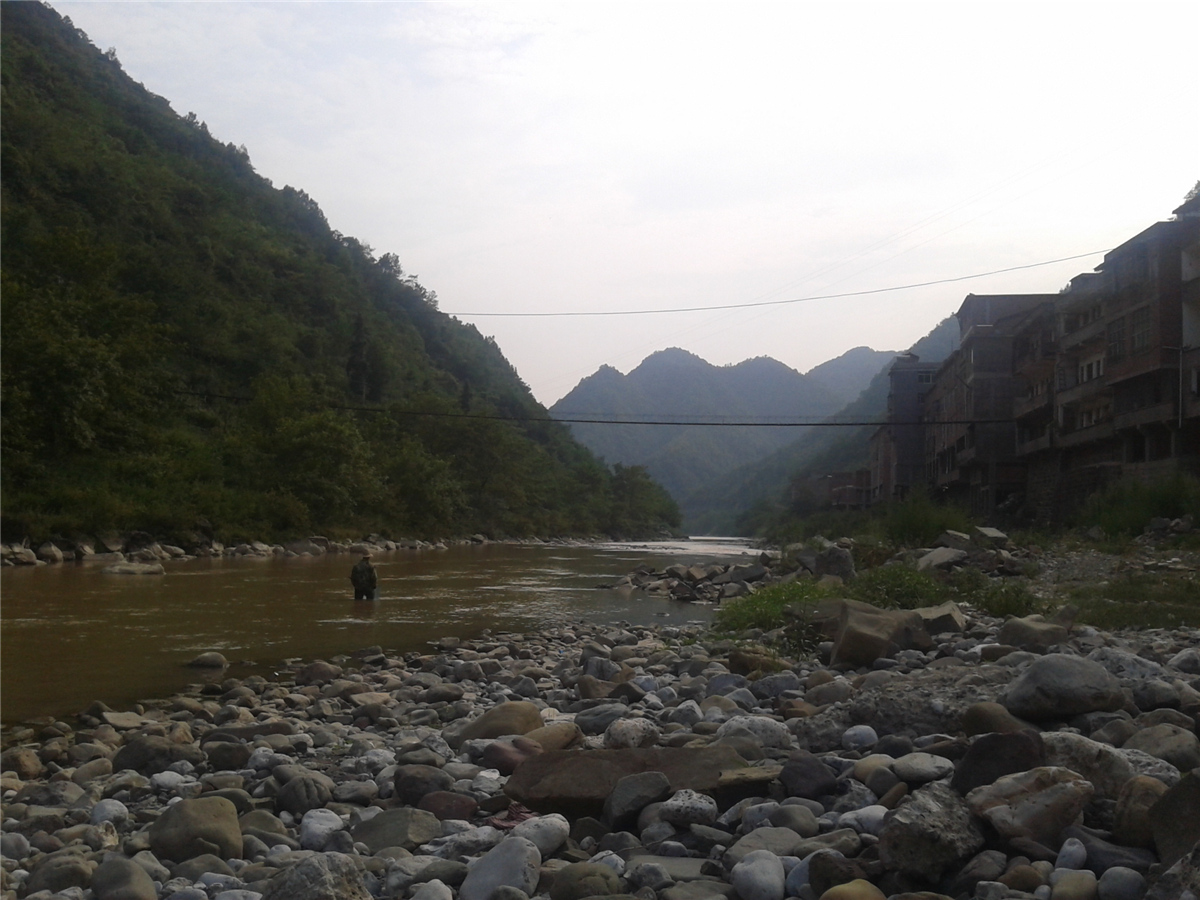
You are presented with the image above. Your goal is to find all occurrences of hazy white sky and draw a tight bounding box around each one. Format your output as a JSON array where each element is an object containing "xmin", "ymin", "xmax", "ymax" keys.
[{"xmin": 59, "ymin": 1, "xmax": 1198, "ymax": 405}]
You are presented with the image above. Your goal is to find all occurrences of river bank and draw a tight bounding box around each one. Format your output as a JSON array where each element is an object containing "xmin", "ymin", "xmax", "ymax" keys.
[{"xmin": 3, "ymin": 588, "xmax": 1199, "ymax": 899}]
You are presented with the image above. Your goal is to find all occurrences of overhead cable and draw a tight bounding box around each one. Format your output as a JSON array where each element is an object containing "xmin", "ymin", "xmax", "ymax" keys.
[
  {"xmin": 447, "ymin": 250, "xmax": 1106, "ymax": 318},
  {"xmin": 174, "ymin": 392, "xmax": 1005, "ymax": 427}
]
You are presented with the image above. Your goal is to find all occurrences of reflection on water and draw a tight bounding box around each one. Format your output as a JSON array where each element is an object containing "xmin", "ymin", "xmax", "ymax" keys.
[{"xmin": 1, "ymin": 539, "xmax": 756, "ymax": 724}]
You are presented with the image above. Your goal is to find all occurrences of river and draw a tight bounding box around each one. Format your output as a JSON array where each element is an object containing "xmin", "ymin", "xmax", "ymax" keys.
[{"xmin": 0, "ymin": 538, "xmax": 757, "ymax": 726}]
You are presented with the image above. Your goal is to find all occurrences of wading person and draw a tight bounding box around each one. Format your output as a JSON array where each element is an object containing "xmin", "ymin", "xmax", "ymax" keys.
[{"xmin": 350, "ymin": 553, "xmax": 377, "ymax": 601}]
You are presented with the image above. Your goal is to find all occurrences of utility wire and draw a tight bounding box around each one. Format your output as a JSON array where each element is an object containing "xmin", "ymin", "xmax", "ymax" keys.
[
  {"xmin": 448, "ymin": 250, "xmax": 1106, "ymax": 318},
  {"xmin": 174, "ymin": 391, "xmax": 1005, "ymax": 427}
]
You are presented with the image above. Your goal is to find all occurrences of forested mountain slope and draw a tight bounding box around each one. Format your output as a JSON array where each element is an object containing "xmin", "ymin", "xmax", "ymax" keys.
[
  {"xmin": 551, "ymin": 348, "xmax": 856, "ymax": 527},
  {"xmin": 804, "ymin": 346, "xmax": 899, "ymax": 408},
  {"xmin": 687, "ymin": 318, "xmax": 959, "ymax": 534},
  {"xmin": 0, "ymin": 3, "xmax": 678, "ymax": 542}
]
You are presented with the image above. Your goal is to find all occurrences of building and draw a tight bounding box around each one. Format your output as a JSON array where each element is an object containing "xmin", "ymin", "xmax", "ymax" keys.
[
  {"xmin": 868, "ymin": 353, "xmax": 939, "ymax": 504},
  {"xmin": 925, "ymin": 293, "xmax": 1054, "ymax": 516},
  {"xmin": 1017, "ymin": 195, "xmax": 1200, "ymax": 518}
]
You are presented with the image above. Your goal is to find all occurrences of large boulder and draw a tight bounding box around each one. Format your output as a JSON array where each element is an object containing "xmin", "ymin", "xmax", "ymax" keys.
[
  {"xmin": 111, "ymin": 734, "xmax": 206, "ymax": 776},
  {"xmin": 878, "ymin": 782, "xmax": 985, "ymax": 881},
  {"xmin": 965, "ymin": 766, "xmax": 1095, "ymax": 847},
  {"xmin": 1149, "ymin": 770, "xmax": 1200, "ymax": 868},
  {"xmin": 504, "ymin": 746, "xmax": 748, "ymax": 817},
  {"xmin": 831, "ymin": 600, "xmax": 931, "ymax": 668},
  {"xmin": 449, "ymin": 701, "xmax": 545, "ymax": 747},
  {"xmin": 996, "ymin": 616, "xmax": 1068, "ymax": 653},
  {"xmin": 149, "ymin": 796, "xmax": 242, "ymax": 862},
  {"xmin": 1040, "ymin": 731, "xmax": 1136, "ymax": 800},
  {"xmin": 1123, "ymin": 724, "xmax": 1200, "ymax": 771},
  {"xmin": 548, "ymin": 862, "xmax": 624, "ymax": 900},
  {"xmin": 458, "ymin": 836, "xmax": 541, "ymax": 900},
  {"xmin": 951, "ymin": 731, "xmax": 1045, "ymax": 796},
  {"xmin": 350, "ymin": 807, "xmax": 441, "ymax": 854},
  {"xmin": 1002, "ymin": 654, "xmax": 1127, "ymax": 721},
  {"xmin": 91, "ymin": 856, "xmax": 157, "ymax": 900},
  {"xmin": 261, "ymin": 851, "xmax": 372, "ymax": 900}
]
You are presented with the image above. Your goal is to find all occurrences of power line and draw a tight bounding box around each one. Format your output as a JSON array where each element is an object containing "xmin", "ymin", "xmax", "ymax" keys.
[
  {"xmin": 174, "ymin": 392, "xmax": 1005, "ymax": 427},
  {"xmin": 447, "ymin": 250, "xmax": 1106, "ymax": 318}
]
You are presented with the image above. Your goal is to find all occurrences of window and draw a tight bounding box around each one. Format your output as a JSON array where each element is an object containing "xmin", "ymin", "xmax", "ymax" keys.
[
  {"xmin": 1130, "ymin": 307, "xmax": 1152, "ymax": 353},
  {"xmin": 1107, "ymin": 318, "xmax": 1125, "ymax": 364},
  {"xmin": 917, "ymin": 372, "xmax": 932, "ymax": 384}
]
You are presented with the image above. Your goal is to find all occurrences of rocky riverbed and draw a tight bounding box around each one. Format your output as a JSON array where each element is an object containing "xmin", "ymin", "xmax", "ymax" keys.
[{"xmin": 3, "ymin": 588, "xmax": 1200, "ymax": 900}]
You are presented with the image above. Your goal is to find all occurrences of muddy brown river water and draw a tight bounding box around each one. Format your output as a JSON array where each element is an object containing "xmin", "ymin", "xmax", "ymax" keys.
[{"xmin": 1, "ymin": 539, "xmax": 754, "ymax": 725}]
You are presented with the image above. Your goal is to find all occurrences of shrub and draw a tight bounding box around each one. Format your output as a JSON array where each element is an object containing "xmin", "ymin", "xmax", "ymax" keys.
[
  {"xmin": 846, "ymin": 564, "xmax": 948, "ymax": 610},
  {"xmin": 1068, "ymin": 574, "xmax": 1200, "ymax": 629},
  {"xmin": 712, "ymin": 579, "xmax": 832, "ymax": 635},
  {"xmin": 1075, "ymin": 473, "xmax": 1200, "ymax": 537},
  {"xmin": 881, "ymin": 493, "xmax": 973, "ymax": 546}
]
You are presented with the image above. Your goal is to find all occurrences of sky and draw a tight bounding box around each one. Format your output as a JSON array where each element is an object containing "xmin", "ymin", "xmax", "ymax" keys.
[{"xmin": 58, "ymin": 1, "xmax": 1199, "ymax": 406}]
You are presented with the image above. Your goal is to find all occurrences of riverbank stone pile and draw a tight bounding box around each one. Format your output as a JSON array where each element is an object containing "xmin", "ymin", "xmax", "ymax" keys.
[{"xmin": 3, "ymin": 606, "xmax": 1200, "ymax": 900}]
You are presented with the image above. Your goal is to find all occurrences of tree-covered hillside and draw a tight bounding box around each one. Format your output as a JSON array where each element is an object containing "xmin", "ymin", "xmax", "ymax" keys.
[{"xmin": 0, "ymin": 3, "xmax": 679, "ymax": 543}]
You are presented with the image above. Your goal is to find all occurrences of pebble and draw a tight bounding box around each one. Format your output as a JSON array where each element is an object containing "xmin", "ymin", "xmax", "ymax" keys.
[{"xmin": 0, "ymin": 586, "xmax": 1196, "ymax": 900}]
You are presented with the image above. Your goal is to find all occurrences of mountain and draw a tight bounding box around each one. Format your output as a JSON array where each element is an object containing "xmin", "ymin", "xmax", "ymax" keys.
[
  {"xmin": 805, "ymin": 347, "xmax": 899, "ymax": 407},
  {"xmin": 0, "ymin": 3, "xmax": 679, "ymax": 543},
  {"xmin": 686, "ymin": 318, "xmax": 960, "ymax": 534},
  {"xmin": 550, "ymin": 346, "xmax": 888, "ymax": 529}
]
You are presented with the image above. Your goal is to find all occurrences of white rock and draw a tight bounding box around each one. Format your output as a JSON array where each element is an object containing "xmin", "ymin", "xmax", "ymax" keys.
[
  {"xmin": 300, "ymin": 808, "xmax": 345, "ymax": 851},
  {"xmin": 510, "ymin": 814, "xmax": 569, "ymax": 857},
  {"xmin": 731, "ymin": 849, "xmax": 786, "ymax": 900}
]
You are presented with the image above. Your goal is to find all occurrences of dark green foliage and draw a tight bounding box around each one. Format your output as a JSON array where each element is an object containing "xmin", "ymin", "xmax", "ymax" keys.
[
  {"xmin": 1073, "ymin": 474, "xmax": 1200, "ymax": 537},
  {"xmin": 1067, "ymin": 574, "xmax": 1200, "ymax": 630},
  {"xmin": 0, "ymin": 4, "xmax": 679, "ymax": 543}
]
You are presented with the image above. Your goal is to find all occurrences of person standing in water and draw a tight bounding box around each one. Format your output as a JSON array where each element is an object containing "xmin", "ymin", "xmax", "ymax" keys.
[{"xmin": 350, "ymin": 554, "xmax": 377, "ymax": 601}]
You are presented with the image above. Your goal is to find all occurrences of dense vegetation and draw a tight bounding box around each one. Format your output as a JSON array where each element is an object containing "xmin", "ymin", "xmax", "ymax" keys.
[{"xmin": 0, "ymin": 3, "xmax": 679, "ymax": 544}]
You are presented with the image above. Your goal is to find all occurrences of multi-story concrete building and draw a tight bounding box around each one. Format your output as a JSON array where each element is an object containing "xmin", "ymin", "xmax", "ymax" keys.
[
  {"xmin": 868, "ymin": 353, "xmax": 938, "ymax": 504},
  {"xmin": 925, "ymin": 293, "xmax": 1053, "ymax": 515},
  {"xmin": 1016, "ymin": 195, "xmax": 1200, "ymax": 518},
  {"xmin": 865, "ymin": 195, "xmax": 1199, "ymax": 520}
]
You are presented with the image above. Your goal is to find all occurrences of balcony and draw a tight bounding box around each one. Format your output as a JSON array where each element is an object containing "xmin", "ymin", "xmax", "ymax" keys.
[
  {"xmin": 1114, "ymin": 400, "xmax": 1179, "ymax": 431},
  {"xmin": 1014, "ymin": 392, "xmax": 1053, "ymax": 419},
  {"xmin": 1016, "ymin": 433, "xmax": 1053, "ymax": 455},
  {"xmin": 1055, "ymin": 380, "xmax": 1110, "ymax": 406},
  {"xmin": 1060, "ymin": 318, "xmax": 1107, "ymax": 351},
  {"xmin": 1057, "ymin": 421, "xmax": 1115, "ymax": 447}
]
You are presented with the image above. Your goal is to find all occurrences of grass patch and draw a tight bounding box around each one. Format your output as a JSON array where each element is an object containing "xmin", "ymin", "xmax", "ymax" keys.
[
  {"xmin": 712, "ymin": 579, "xmax": 833, "ymax": 634},
  {"xmin": 1067, "ymin": 573, "xmax": 1200, "ymax": 629},
  {"xmin": 1074, "ymin": 473, "xmax": 1200, "ymax": 537},
  {"xmin": 845, "ymin": 564, "xmax": 948, "ymax": 610},
  {"xmin": 880, "ymin": 492, "xmax": 973, "ymax": 546}
]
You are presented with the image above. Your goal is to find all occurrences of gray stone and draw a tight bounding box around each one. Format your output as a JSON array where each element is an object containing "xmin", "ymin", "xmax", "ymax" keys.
[
  {"xmin": 878, "ymin": 781, "xmax": 984, "ymax": 881},
  {"xmin": 1041, "ymin": 731, "xmax": 1136, "ymax": 800},
  {"xmin": 548, "ymin": 862, "xmax": 624, "ymax": 900},
  {"xmin": 1124, "ymin": 724, "xmax": 1200, "ymax": 771},
  {"xmin": 659, "ymin": 789, "xmax": 718, "ymax": 827},
  {"xmin": 1003, "ymin": 654, "xmax": 1126, "ymax": 721},
  {"xmin": 92, "ymin": 857, "xmax": 157, "ymax": 900},
  {"xmin": 722, "ymin": 827, "xmax": 807, "ymax": 867},
  {"xmin": 350, "ymin": 807, "xmax": 441, "ymax": 854},
  {"xmin": 510, "ymin": 813, "xmax": 570, "ymax": 857},
  {"xmin": 260, "ymin": 851, "xmax": 372, "ymax": 900},
  {"xmin": 730, "ymin": 849, "xmax": 785, "ymax": 900},
  {"xmin": 459, "ymin": 836, "xmax": 542, "ymax": 900},
  {"xmin": 966, "ymin": 766, "xmax": 1095, "ymax": 847},
  {"xmin": 1097, "ymin": 866, "xmax": 1146, "ymax": 900},
  {"xmin": 149, "ymin": 796, "xmax": 242, "ymax": 862},
  {"xmin": 604, "ymin": 771, "xmax": 673, "ymax": 830}
]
